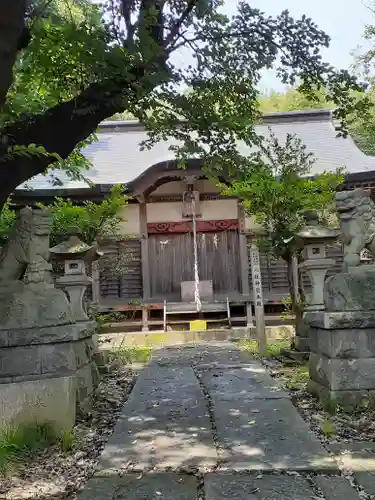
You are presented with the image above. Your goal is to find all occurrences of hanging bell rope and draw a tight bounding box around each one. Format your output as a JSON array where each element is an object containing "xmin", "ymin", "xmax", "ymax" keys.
[{"xmin": 191, "ymin": 193, "xmax": 202, "ymax": 313}]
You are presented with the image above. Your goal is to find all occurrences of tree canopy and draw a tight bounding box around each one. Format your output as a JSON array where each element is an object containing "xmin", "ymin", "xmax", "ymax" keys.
[
  {"xmin": 0, "ymin": 0, "xmax": 368, "ymax": 210},
  {"xmin": 222, "ymin": 131, "xmax": 343, "ymax": 313}
]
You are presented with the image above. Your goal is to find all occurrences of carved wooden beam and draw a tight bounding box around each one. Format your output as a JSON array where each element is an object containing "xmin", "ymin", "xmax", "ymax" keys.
[{"xmin": 147, "ymin": 219, "xmax": 239, "ymax": 233}]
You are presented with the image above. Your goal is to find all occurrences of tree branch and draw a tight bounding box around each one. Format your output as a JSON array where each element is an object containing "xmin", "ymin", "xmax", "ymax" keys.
[
  {"xmin": 0, "ymin": 65, "xmax": 163, "ymax": 208},
  {"xmin": 0, "ymin": 0, "xmax": 28, "ymax": 110},
  {"xmin": 120, "ymin": 0, "xmax": 135, "ymax": 47},
  {"xmin": 164, "ymin": 0, "xmax": 198, "ymax": 48}
]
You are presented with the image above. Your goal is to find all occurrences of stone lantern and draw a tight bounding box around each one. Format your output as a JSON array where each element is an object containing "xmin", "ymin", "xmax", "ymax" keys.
[
  {"xmin": 293, "ymin": 212, "xmax": 339, "ymax": 352},
  {"xmin": 50, "ymin": 229, "xmax": 102, "ymax": 322},
  {"xmin": 296, "ymin": 211, "xmax": 339, "ymax": 311}
]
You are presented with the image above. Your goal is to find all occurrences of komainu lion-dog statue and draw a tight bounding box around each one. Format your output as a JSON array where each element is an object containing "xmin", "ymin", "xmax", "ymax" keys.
[{"xmin": 335, "ymin": 187, "xmax": 375, "ymax": 270}]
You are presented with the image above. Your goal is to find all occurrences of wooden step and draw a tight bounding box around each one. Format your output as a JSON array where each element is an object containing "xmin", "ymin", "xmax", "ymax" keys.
[
  {"xmin": 102, "ymin": 317, "xmax": 230, "ymax": 332},
  {"xmin": 166, "ymin": 302, "xmax": 227, "ymax": 314}
]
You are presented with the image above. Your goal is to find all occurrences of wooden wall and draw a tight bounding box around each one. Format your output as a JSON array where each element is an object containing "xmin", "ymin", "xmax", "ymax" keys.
[
  {"xmin": 246, "ymin": 235, "xmax": 345, "ymax": 301},
  {"xmin": 246, "ymin": 235, "xmax": 289, "ymax": 299},
  {"xmin": 99, "ymin": 239, "xmax": 143, "ymax": 300},
  {"xmin": 96, "ymin": 235, "xmax": 346, "ymax": 304},
  {"xmin": 148, "ymin": 231, "xmax": 241, "ymax": 299}
]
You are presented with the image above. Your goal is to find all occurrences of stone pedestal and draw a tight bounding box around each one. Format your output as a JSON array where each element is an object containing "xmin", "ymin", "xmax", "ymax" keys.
[
  {"xmin": 0, "ymin": 282, "xmax": 99, "ymax": 431},
  {"xmin": 307, "ymin": 266, "xmax": 375, "ymax": 408},
  {"xmin": 294, "ymin": 258, "xmax": 334, "ymax": 354}
]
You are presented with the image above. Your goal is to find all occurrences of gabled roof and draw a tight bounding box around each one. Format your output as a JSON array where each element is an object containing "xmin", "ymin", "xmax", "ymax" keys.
[{"xmin": 17, "ymin": 109, "xmax": 375, "ymax": 193}]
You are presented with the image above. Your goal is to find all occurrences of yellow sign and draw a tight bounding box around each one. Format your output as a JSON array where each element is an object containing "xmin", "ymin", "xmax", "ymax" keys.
[{"xmin": 189, "ymin": 320, "xmax": 207, "ymax": 331}]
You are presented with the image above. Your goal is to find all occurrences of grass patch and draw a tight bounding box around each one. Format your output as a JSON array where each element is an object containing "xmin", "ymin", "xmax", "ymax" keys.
[
  {"xmin": 320, "ymin": 418, "xmax": 334, "ymax": 437},
  {"xmin": 275, "ymin": 363, "xmax": 309, "ymax": 391},
  {"xmin": 0, "ymin": 423, "xmax": 76, "ymax": 474},
  {"xmin": 110, "ymin": 345, "xmax": 151, "ymax": 364},
  {"xmin": 239, "ymin": 339, "xmax": 310, "ymax": 391},
  {"xmin": 58, "ymin": 429, "xmax": 74, "ymax": 453},
  {"xmin": 0, "ymin": 422, "xmax": 58, "ymax": 474},
  {"xmin": 239, "ymin": 339, "xmax": 291, "ymax": 358}
]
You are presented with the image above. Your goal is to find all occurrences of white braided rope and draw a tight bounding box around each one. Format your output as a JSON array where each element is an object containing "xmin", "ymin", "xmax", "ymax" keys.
[{"xmin": 191, "ymin": 194, "xmax": 202, "ymax": 312}]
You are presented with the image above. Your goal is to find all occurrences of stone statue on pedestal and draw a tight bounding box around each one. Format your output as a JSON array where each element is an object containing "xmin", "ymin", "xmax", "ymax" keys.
[
  {"xmin": 307, "ymin": 188, "xmax": 375, "ymax": 409},
  {"xmin": 0, "ymin": 208, "xmax": 99, "ymax": 432}
]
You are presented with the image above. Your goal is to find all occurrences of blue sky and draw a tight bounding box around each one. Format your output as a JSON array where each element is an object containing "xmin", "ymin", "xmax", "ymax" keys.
[{"xmin": 221, "ymin": 0, "xmax": 372, "ymax": 92}]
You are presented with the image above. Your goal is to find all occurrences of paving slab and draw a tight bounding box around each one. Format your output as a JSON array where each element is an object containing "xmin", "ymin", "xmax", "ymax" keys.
[
  {"xmin": 205, "ymin": 473, "xmax": 315, "ymax": 499},
  {"xmin": 210, "ymin": 396, "xmax": 335, "ymax": 471},
  {"xmin": 313, "ymin": 475, "xmax": 361, "ymax": 500},
  {"xmin": 78, "ymin": 474, "xmax": 197, "ymax": 500},
  {"xmin": 200, "ymin": 365, "xmax": 288, "ymax": 400},
  {"xmin": 354, "ymin": 471, "xmax": 375, "ymax": 496},
  {"xmin": 77, "ymin": 477, "xmax": 121, "ymax": 500},
  {"xmin": 327, "ymin": 441, "xmax": 375, "ymax": 454},
  {"xmin": 114, "ymin": 473, "xmax": 197, "ymax": 500},
  {"xmin": 97, "ymin": 365, "xmax": 217, "ymax": 474},
  {"xmin": 152, "ymin": 344, "xmax": 251, "ymax": 367}
]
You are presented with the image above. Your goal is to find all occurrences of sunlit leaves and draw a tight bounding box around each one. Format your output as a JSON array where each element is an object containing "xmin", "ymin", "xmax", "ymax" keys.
[
  {"xmin": 0, "ymin": 184, "xmax": 127, "ymax": 246},
  {"xmin": 39, "ymin": 184, "xmax": 128, "ymax": 246},
  {"xmin": 0, "ymin": 203, "xmax": 17, "ymax": 245},
  {"xmin": 223, "ymin": 131, "xmax": 343, "ymax": 260}
]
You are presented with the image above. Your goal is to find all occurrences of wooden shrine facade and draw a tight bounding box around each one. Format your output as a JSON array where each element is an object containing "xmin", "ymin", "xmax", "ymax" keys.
[
  {"xmin": 12, "ymin": 165, "xmax": 375, "ymax": 311},
  {"xmin": 10, "ymin": 110, "xmax": 375, "ymax": 312}
]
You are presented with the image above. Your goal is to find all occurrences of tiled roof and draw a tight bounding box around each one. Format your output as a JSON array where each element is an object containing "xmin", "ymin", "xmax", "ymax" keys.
[{"xmin": 17, "ymin": 109, "xmax": 375, "ymax": 191}]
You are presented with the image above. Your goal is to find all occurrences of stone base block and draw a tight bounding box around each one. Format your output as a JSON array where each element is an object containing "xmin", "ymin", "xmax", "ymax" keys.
[
  {"xmin": 76, "ymin": 361, "xmax": 100, "ymax": 404},
  {"xmin": 0, "ymin": 376, "xmax": 76, "ymax": 431},
  {"xmin": 0, "ymin": 321, "xmax": 95, "ymax": 347},
  {"xmin": 309, "ymin": 353, "xmax": 375, "ymax": 391},
  {"xmin": 324, "ymin": 266, "xmax": 375, "ymax": 312},
  {"xmin": 309, "ymin": 327, "xmax": 375, "ymax": 358},
  {"xmin": 307, "ymin": 379, "xmax": 375, "ymax": 410},
  {"xmin": 293, "ymin": 335, "xmax": 309, "ymax": 352},
  {"xmin": 0, "ymin": 335, "xmax": 97, "ymax": 381},
  {"xmin": 306, "ymin": 310, "xmax": 375, "ymax": 330}
]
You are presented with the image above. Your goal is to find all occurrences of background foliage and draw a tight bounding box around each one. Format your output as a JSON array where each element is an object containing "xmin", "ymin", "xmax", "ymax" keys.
[
  {"xmin": 0, "ymin": 185, "xmax": 127, "ymax": 247},
  {"xmin": 222, "ymin": 131, "xmax": 343, "ymax": 313}
]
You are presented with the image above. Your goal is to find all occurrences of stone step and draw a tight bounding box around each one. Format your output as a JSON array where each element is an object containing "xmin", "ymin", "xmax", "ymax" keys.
[
  {"xmin": 200, "ymin": 364, "xmax": 336, "ymax": 471},
  {"xmin": 96, "ymin": 365, "xmax": 217, "ymax": 474}
]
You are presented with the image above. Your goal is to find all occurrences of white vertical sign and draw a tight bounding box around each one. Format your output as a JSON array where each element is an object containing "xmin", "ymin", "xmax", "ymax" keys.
[{"xmin": 250, "ymin": 244, "xmax": 266, "ymax": 355}]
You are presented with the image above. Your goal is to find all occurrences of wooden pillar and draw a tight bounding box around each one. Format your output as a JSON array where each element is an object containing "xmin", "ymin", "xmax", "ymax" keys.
[
  {"xmin": 238, "ymin": 203, "xmax": 250, "ymax": 296},
  {"xmin": 139, "ymin": 201, "xmax": 151, "ymax": 300},
  {"xmin": 91, "ymin": 260, "xmax": 101, "ymax": 304},
  {"xmin": 142, "ymin": 306, "xmax": 149, "ymax": 332}
]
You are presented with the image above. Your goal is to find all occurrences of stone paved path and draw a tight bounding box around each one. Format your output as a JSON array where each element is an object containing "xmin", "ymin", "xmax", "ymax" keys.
[{"xmin": 78, "ymin": 344, "xmax": 371, "ymax": 499}]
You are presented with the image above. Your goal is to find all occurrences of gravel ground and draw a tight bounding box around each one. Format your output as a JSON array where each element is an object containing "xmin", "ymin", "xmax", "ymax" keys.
[
  {"xmin": 262, "ymin": 356, "xmax": 375, "ymax": 500},
  {"xmin": 263, "ymin": 356, "xmax": 375, "ymax": 446},
  {"xmin": 1, "ymin": 367, "xmax": 137, "ymax": 500}
]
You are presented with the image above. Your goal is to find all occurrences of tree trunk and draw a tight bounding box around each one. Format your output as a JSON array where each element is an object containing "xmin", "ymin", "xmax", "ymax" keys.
[{"xmin": 0, "ymin": 0, "xmax": 27, "ymax": 109}]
